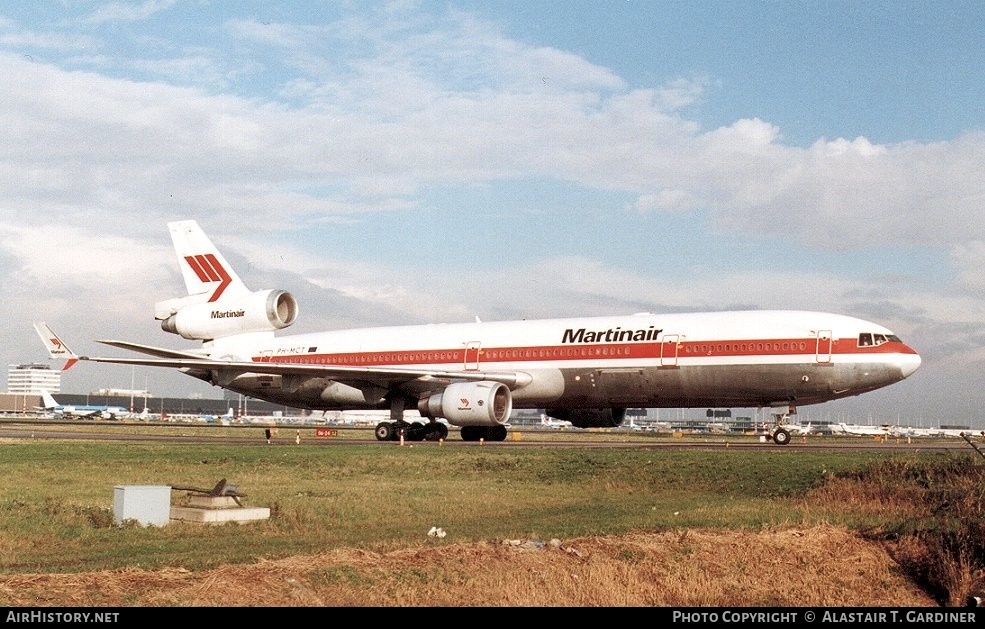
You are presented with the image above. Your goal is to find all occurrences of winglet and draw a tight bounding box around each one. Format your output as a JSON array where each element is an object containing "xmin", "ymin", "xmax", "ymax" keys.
[{"xmin": 33, "ymin": 322, "xmax": 79, "ymax": 371}]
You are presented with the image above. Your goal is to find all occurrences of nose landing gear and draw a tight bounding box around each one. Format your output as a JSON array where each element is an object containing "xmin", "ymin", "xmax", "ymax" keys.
[
  {"xmin": 768, "ymin": 425, "xmax": 792, "ymax": 445},
  {"xmin": 764, "ymin": 405, "xmax": 796, "ymax": 446}
]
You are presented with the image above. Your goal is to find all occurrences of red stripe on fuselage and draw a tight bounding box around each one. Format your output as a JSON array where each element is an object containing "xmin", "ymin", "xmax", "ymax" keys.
[{"xmin": 251, "ymin": 338, "xmax": 915, "ymax": 367}]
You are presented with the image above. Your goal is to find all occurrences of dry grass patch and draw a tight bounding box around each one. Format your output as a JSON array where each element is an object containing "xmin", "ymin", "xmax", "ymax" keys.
[{"xmin": 0, "ymin": 525, "xmax": 937, "ymax": 607}]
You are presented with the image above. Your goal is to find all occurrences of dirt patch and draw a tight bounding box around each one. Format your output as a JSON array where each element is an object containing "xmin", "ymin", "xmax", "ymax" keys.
[{"xmin": 0, "ymin": 525, "xmax": 939, "ymax": 607}]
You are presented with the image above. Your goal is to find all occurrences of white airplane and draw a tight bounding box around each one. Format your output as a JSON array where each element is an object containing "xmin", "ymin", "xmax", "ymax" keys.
[
  {"xmin": 937, "ymin": 427, "xmax": 975, "ymax": 438},
  {"xmin": 833, "ymin": 422, "xmax": 891, "ymax": 437},
  {"xmin": 887, "ymin": 425, "xmax": 931, "ymax": 438},
  {"xmin": 37, "ymin": 389, "xmax": 128, "ymax": 420},
  {"xmin": 200, "ymin": 408, "xmax": 235, "ymax": 425},
  {"xmin": 780, "ymin": 421, "xmax": 813, "ymax": 436},
  {"xmin": 41, "ymin": 220, "xmax": 922, "ymax": 444}
]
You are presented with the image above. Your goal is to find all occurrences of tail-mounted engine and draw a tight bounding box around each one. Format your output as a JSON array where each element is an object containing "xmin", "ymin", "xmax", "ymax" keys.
[
  {"xmin": 419, "ymin": 381, "xmax": 513, "ymax": 427},
  {"xmin": 159, "ymin": 289, "xmax": 298, "ymax": 340},
  {"xmin": 546, "ymin": 407, "xmax": 626, "ymax": 428}
]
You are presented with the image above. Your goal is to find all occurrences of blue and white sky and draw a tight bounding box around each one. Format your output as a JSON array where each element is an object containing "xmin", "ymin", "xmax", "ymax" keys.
[{"xmin": 2, "ymin": 1, "xmax": 983, "ymax": 427}]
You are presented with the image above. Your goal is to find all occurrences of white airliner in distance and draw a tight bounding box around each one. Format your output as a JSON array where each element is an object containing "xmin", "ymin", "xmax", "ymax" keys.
[
  {"xmin": 779, "ymin": 421, "xmax": 814, "ymax": 436},
  {"xmin": 36, "ymin": 389, "xmax": 128, "ymax": 420},
  {"xmin": 41, "ymin": 220, "xmax": 922, "ymax": 445},
  {"xmin": 832, "ymin": 422, "xmax": 891, "ymax": 437}
]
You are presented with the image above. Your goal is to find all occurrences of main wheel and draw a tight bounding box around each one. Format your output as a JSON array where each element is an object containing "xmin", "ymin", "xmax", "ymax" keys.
[
  {"xmin": 406, "ymin": 421, "xmax": 427, "ymax": 441},
  {"xmin": 374, "ymin": 422, "xmax": 395, "ymax": 441},
  {"xmin": 424, "ymin": 422, "xmax": 449, "ymax": 441},
  {"xmin": 488, "ymin": 425, "xmax": 508, "ymax": 441}
]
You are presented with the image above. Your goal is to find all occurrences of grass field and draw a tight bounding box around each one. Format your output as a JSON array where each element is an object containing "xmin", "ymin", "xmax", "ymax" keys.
[{"xmin": 0, "ymin": 427, "xmax": 982, "ymax": 606}]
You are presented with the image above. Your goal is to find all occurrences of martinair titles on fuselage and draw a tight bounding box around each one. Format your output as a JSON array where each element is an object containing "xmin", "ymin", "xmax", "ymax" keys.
[{"xmin": 561, "ymin": 326, "xmax": 663, "ymax": 344}]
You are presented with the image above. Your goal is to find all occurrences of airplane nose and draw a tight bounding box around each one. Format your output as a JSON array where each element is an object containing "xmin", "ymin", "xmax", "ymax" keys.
[{"xmin": 899, "ymin": 350, "xmax": 921, "ymax": 378}]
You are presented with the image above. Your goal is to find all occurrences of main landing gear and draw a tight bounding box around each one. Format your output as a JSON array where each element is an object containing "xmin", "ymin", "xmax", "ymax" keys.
[
  {"xmin": 459, "ymin": 425, "xmax": 508, "ymax": 442},
  {"xmin": 373, "ymin": 421, "xmax": 509, "ymax": 442},
  {"xmin": 372, "ymin": 397, "xmax": 509, "ymax": 442},
  {"xmin": 374, "ymin": 419, "xmax": 448, "ymax": 442},
  {"xmin": 373, "ymin": 397, "xmax": 451, "ymax": 442}
]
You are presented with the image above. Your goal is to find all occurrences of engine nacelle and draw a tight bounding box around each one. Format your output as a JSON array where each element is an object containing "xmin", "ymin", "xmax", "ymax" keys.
[
  {"xmin": 546, "ymin": 408, "xmax": 626, "ymax": 428},
  {"xmin": 419, "ymin": 381, "xmax": 512, "ymax": 427},
  {"xmin": 160, "ymin": 289, "xmax": 298, "ymax": 340}
]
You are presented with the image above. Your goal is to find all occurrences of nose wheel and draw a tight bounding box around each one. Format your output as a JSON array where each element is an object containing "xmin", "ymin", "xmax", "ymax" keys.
[
  {"xmin": 766, "ymin": 408, "xmax": 795, "ymax": 445},
  {"xmin": 769, "ymin": 427, "xmax": 791, "ymax": 445}
]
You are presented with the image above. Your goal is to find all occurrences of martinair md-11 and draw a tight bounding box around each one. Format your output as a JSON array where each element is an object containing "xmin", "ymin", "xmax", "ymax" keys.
[{"xmin": 40, "ymin": 220, "xmax": 921, "ymax": 445}]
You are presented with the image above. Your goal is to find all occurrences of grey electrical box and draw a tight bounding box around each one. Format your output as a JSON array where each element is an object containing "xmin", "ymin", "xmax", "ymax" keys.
[{"xmin": 113, "ymin": 485, "xmax": 171, "ymax": 526}]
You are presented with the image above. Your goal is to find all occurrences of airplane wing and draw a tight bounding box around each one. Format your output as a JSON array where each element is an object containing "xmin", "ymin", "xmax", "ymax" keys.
[
  {"xmin": 96, "ymin": 340, "xmax": 212, "ymax": 360},
  {"xmin": 84, "ymin": 341, "xmax": 534, "ymax": 391}
]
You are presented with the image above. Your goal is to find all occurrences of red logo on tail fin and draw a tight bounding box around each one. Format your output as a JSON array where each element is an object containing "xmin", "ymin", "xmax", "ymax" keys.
[{"xmin": 184, "ymin": 254, "xmax": 232, "ymax": 302}]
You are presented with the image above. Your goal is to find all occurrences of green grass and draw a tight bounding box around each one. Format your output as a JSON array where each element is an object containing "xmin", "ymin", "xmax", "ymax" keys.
[{"xmin": 0, "ymin": 439, "xmax": 940, "ymax": 575}]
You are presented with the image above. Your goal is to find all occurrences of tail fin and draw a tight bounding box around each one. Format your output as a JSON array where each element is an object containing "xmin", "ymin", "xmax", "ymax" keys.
[
  {"xmin": 167, "ymin": 220, "xmax": 249, "ymax": 301},
  {"xmin": 38, "ymin": 388, "xmax": 59, "ymax": 410},
  {"xmin": 33, "ymin": 322, "xmax": 78, "ymax": 371}
]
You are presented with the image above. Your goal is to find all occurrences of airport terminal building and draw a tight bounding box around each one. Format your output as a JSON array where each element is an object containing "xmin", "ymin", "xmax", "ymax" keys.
[{"xmin": 6, "ymin": 363, "xmax": 62, "ymax": 394}]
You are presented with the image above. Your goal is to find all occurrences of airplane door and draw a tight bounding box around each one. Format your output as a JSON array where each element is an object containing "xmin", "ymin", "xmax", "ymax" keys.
[
  {"xmin": 464, "ymin": 341, "xmax": 481, "ymax": 370},
  {"xmin": 815, "ymin": 330, "xmax": 832, "ymax": 364},
  {"xmin": 660, "ymin": 334, "xmax": 679, "ymax": 367}
]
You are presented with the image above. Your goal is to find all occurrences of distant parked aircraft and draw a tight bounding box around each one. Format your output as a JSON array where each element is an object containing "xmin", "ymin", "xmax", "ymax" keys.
[
  {"xmin": 780, "ymin": 421, "xmax": 813, "ymax": 435},
  {"xmin": 833, "ymin": 422, "xmax": 890, "ymax": 437},
  {"xmin": 37, "ymin": 389, "xmax": 127, "ymax": 420}
]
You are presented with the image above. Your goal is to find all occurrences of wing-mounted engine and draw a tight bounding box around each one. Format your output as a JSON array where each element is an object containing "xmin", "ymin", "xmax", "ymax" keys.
[
  {"xmin": 546, "ymin": 407, "xmax": 626, "ymax": 428},
  {"xmin": 419, "ymin": 381, "xmax": 513, "ymax": 427},
  {"xmin": 157, "ymin": 289, "xmax": 298, "ymax": 340}
]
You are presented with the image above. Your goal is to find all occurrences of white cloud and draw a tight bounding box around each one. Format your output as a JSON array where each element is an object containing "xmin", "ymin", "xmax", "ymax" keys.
[{"xmin": 951, "ymin": 240, "xmax": 985, "ymax": 294}]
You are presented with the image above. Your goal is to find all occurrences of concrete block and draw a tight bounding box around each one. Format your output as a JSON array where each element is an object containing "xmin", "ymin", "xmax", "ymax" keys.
[
  {"xmin": 170, "ymin": 505, "xmax": 270, "ymax": 524},
  {"xmin": 185, "ymin": 495, "xmax": 241, "ymax": 509}
]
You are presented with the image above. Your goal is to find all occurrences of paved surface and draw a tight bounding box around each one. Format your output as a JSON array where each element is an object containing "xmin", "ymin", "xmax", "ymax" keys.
[{"xmin": 1, "ymin": 418, "xmax": 981, "ymax": 454}]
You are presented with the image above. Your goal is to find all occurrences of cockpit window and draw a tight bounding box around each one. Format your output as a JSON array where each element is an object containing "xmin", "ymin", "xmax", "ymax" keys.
[{"xmin": 858, "ymin": 333, "xmax": 897, "ymax": 347}]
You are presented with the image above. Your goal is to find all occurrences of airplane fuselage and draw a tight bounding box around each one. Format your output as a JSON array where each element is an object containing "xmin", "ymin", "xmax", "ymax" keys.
[{"xmin": 205, "ymin": 309, "xmax": 920, "ymax": 416}]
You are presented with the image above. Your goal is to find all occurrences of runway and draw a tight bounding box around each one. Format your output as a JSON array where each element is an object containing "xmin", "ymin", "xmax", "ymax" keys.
[{"xmin": 1, "ymin": 418, "xmax": 980, "ymax": 454}]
